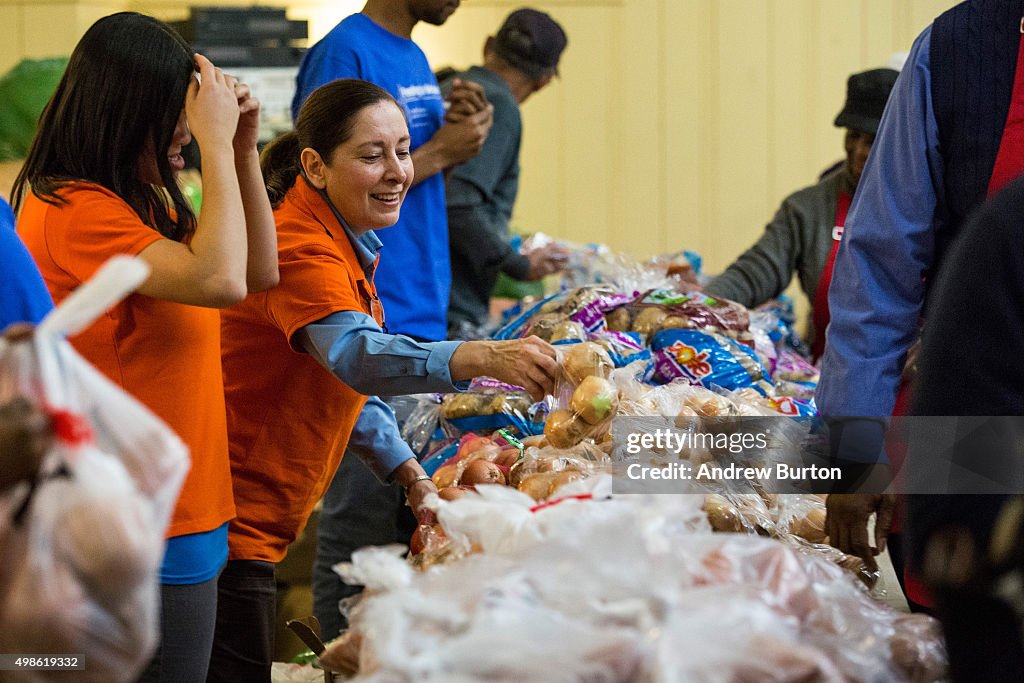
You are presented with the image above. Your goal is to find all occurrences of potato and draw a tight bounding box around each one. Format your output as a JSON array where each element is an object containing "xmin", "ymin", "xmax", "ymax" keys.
[
  {"xmin": 517, "ymin": 472, "xmax": 561, "ymax": 501},
  {"xmin": 520, "ymin": 434, "xmax": 547, "ymax": 449},
  {"xmin": 789, "ymin": 507, "xmax": 827, "ymax": 544},
  {"xmin": 703, "ymin": 494, "xmax": 743, "ymax": 532},
  {"xmin": 432, "ymin": 463, "xmax": 459, "ymax": 489},
  {"xmin": 442, "ymin": 393, "xmax": 489, "ymax": 419},
  {"xmin": 460, "ymin": 459, "xmax": 507, "ymax": 486},
  {"xmin": 536, "ymin": 456, "xmax": 584, "ymax": 473},
  {"xmin": 508, "ymin": 459, "xmax": 528, "ymax": 488},
  {"xmin": 604, "ymin": 307, "xmax": 632, "ymax": 332},
  {"xmin": 570, "ymin": 376, "xmax": 619, "ymax": 425},
  {"xmin": 524, "ymin": 314, "xmax": 564, "ymax": 342},
  {"xmin": 544, "ymin": 408, "xmax": 586, "ymax": 449},
  {"xmin": 684, "ymin": 395, "xmax": 733, "ymax": 417},
  {"xmin": 631, "ymin": 306, "xmax": 668, "ymax": 337},
  {"xmin": 489, "ymin": 393, "xmax": 532, "ymax": 416},
  {"xmin": 550, "ymin": 320, "xmax": 587, "ymax": 344},
  {"xmin": 59, "ymin": 495, "xmax": 157, "ymax": 601},
  {"xmin": 562, "ymin": 342, "xmax": 614, "ymax": 384},
  {"xmin": 660, "ymin": 315, "xmax": 692, "ymax": 330},
  {"xmin": 548, "ymin": 469, "xmax": 585, "ymax": 494}
]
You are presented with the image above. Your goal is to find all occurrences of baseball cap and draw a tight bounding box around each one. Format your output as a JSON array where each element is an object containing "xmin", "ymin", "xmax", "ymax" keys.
[{"xmin": 493, "ymin": 8, "xmax": 568, "ymax": 80}]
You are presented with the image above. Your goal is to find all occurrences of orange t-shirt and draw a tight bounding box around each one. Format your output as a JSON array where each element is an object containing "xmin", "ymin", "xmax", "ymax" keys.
[
  {"xmin": 17, "ymin": 183, "xmax": 234, "ymax": 538},
  {"xmin": 221, "ymin": 177, "xmax": 384, "ymax": 563}
]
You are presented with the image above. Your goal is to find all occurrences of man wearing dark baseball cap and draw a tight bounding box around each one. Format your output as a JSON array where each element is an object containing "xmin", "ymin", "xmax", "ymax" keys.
[
  {"xmin": 706, "ymin": 66, "xmax": 899, "ymax": 360},
  {"xmin": 491, "ymin": 8, "xmax": 568, "ymax": 80},
  {"xmin": 445, "ymin": 8, "xmax": 570, "ymax": 335}
]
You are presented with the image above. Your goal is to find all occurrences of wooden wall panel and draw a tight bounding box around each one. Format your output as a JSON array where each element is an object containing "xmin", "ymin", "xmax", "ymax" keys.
[{"xmin": 0, "ymin": 0, "xmax": 961, "ymax": 280}]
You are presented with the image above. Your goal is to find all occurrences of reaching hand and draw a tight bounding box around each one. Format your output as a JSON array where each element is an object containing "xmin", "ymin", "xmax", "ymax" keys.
[
  {"xmin": 524, "ymin": 247, "xmax": 570, "ymax": 281},
  {"xmin": 825, "ymin": 493, "xmax": 897, "ymax": 572},
  {"xmin": 405, "ymin": 479, "xmax": 439, "ymax": 521},
  {"xmin": 450, "ymin": 336, "xmax": 559, "ymax": 402}
]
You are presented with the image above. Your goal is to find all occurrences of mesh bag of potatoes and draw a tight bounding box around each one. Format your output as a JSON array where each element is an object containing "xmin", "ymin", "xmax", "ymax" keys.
[
  {"xmin": 438, "ymin": 377, "xmax": 541, "ymax": 438},
  {"xmin": 544, "ymin": 341, "xmax": 621, "ymax": 451},
  {"xmin": 492, "ymin": 285, "xmax": 635, "ymax": 343},
  {"xmin": 603, "ymin": 288, "xmax": 751, "ymax": 340}
]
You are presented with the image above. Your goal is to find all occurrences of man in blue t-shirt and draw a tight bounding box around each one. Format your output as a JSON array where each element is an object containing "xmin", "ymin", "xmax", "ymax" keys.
[
  {"xmin": 293, "ymin": 0, "xmax": 496, "ymax": 640},
  {"xmin": 292, "ymin": 0, "xmax": 493, "ymax": 342},
  {"xmin": 1, "ymin": 196, "xmax": 52, "ymax": 329}
]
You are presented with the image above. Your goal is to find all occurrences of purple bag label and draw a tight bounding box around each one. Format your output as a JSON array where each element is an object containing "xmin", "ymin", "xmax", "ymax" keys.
[
  {"xmin": 468, "ymin": 376, "xmax": 528, "ymax": 393},
  {"xmin": 652, "ymin": 340, "xmax": 716, "ymax": 384},
  {"xmin": 570, "ymin": 292, "xmax": 635, "ymax": 332},
  {"xmin": 598, "ymin": 330, "xmax": 644, "ymax": 352}
]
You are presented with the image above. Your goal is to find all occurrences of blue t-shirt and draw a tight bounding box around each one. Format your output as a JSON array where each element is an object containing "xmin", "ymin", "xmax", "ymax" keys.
[
  {"xmin": 293, "ymin": 13, "xmax": 450, "ymax": 341},
  {"xmin": 2, "ymin": 197, "xmax": 53, "ymax": 327}
]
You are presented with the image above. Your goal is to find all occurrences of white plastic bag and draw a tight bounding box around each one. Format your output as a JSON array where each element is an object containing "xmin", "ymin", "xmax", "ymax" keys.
[{"xmin": 0, "ymin": 256, "xmax": 189, "ymax": 682}]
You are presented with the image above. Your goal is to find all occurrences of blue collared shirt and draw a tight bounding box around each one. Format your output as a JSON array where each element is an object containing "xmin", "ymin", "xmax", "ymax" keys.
[
  {"xmin": 815, "ymin": 25, "xmax": 943, "ymax": 421},
  {"xmin": 298, "ymin": 200, "xmax": 465, "ymax": 482}
]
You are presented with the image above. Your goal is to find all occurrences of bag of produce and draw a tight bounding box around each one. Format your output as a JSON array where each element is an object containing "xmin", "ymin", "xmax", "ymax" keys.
[
  {"xmin": 650, "ymin": 328, "xmax": 770, "ymax": 393},
  {"xmin": 492, "ymin": 285, "xmax": 634, "ymax": 341},
  {"xmin": 0, "ymin": 257, "xmax": 189, "ymax": 683},
  {"xmin": 614, "ymin": 288, "xmax": 751, "ymax": 342}
]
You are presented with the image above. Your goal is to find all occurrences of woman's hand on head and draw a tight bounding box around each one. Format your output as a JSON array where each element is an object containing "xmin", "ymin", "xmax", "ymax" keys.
[
  {"xmin": 185, "ymin": 54, "xmax": 241, "ymax": 152},
  {"xmin": 450, "ymin": 336, "xmax": 559, "ymax": 402},
  {"xmin": 232, "ymin": 81, "xmax": 262, "ymax": 155}
]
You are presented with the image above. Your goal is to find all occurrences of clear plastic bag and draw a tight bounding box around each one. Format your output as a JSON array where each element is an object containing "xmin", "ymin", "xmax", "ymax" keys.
[
  {"xmin": 0, "ymin": 257, "xmax": 189, "ymax": 682},
  {"xmin": 543, "ymin": 343, "xmax": 620, "ymax": 450},
  {"xmin": 331, "ymin": 486, "xmax": 945, "ymax": 682}
]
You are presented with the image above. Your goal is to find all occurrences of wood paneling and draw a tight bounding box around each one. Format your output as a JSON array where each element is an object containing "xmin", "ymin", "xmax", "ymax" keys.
[{"xmin": 0, "ymin": 0, "xmax": 956, "ymax": 278}]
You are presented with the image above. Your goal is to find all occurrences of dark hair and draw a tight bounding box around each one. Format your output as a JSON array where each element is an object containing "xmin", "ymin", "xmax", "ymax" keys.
[
  {"xmin": 262, "ymin": 79, "xmax": 402, "ymax": 206},
  {"xmin": 12, "ymin": 12, "xmax": 197, "ymax": 241}
]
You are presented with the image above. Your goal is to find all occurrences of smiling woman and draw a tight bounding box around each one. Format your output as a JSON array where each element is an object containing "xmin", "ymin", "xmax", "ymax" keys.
[
  {"xmin": 213, "ymin": 78, "xmax": 560, "ymax": 679},
  {"xmin": 302, "ymin": 100, "xmax": 414, "ymax": 232}
]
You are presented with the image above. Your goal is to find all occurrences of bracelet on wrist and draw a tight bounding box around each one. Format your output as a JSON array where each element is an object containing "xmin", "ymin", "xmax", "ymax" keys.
[{"xmin": 403, "ymin": 474, "xmax": 433, "ymax": 492}]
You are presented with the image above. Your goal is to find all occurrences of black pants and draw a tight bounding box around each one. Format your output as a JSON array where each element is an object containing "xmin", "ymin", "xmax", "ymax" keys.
[
  {"xmin": 136, "ymin": 575, "xmax": 220, "ymax": 683},
  {"xmin": 207, "ymin": 560, "xmax": 277, "ymax": 683},
  {"xmin": 312, "ymin": 450, "xmax": 416, "ymax": 638}
]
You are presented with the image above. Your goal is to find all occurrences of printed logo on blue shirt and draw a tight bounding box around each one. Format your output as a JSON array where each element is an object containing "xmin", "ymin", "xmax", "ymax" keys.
[{"xmin": 397, "ymin": 83, "xmax": 443, "ymax": 132}]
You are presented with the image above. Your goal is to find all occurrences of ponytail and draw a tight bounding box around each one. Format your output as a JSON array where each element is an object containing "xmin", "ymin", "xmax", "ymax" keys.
[{"xmin": 260, "ymin": 131, "xmax": 302, "ymax": 207}]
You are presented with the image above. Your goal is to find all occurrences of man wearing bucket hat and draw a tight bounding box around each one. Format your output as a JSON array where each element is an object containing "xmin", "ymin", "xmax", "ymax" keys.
[
  {"xmin": 706, "ymin": 67, "xmax": 898, "ymax": 360},
  {"xmin": 445, "ymin": 8, "xmax": 571, "ymax": 336}
]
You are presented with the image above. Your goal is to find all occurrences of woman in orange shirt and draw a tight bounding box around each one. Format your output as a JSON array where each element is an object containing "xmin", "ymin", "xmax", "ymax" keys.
[
  {"xmin": 13, "ymin": 12, "xmax": 278, "ymax": 682},
  {"xmin": 215, "ymin": 78, "xmax": 557, "ymax": 680}
]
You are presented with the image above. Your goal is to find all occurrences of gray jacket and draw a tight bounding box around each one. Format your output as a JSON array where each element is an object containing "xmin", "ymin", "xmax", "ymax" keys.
[{"xmin": 706, "ymin": 166, "xmax": 857, "ymax": 341}]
